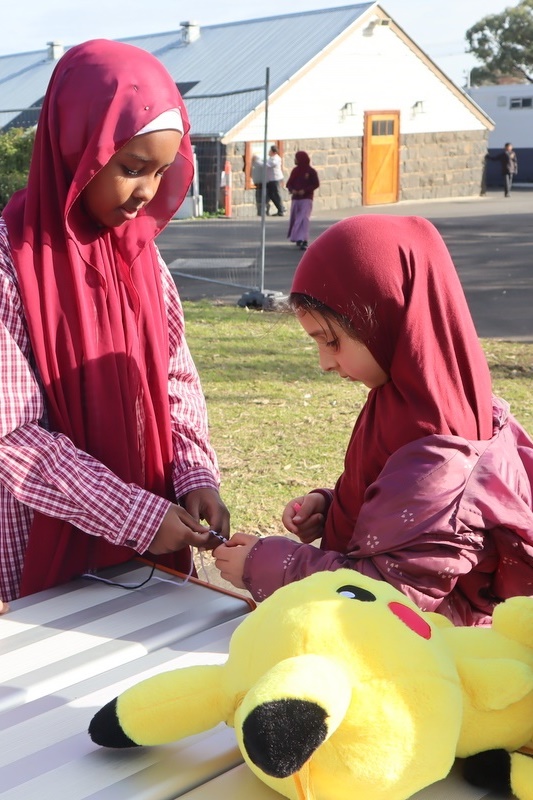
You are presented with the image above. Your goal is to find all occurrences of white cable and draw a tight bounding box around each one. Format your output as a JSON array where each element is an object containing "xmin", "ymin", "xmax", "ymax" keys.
[{"xmin": 81, "ymin": 545, "xmax": 210, "ymax": 590}]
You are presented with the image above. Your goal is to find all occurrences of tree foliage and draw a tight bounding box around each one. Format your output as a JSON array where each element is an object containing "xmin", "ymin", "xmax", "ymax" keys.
[
  {"xmin": 0, "ymin": 127, "xmax": 35, "ymax": 211},
  {"xmin": 466, "ymin": 0, "xmax": 533, "ymax": 84}
]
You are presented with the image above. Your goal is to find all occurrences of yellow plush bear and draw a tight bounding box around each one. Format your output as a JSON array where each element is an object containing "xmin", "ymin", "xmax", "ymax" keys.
[{"xmin": 89, "ymin": 570, "xmax": 533, "ymax": 800}]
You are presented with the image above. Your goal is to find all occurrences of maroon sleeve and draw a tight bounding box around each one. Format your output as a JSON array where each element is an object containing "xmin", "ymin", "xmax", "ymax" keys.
[
  {"xmin": 242, "ymin": 438, "xmax": 490, "ymax": 616},
  {"xmin": 242, "ymin": 536, "xmax": 380, "ymax": 602}
]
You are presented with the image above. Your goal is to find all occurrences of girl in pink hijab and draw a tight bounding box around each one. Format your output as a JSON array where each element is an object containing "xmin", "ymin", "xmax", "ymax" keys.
[
  {"xmin": 0, "ymin": 40, "xmax": 228, "ymax": 607},
  {"xmin": 215, "ymin": 215, "xmax": 533, "ymax": 626}
]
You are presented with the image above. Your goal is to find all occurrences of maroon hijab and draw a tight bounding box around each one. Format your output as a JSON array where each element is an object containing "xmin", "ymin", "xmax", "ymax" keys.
[
  {"xmin": 3, "ymin": 40, "xmax": 194, "ymax": 594},
  {"xmin": 287, "ymin": 151, "xmax": 318, "ymax": 193},
  {"xmin": 291, "ymin": 215, "xmax": 493, "ymax": 552},
  {"xmin": 292, "ymin": 151, "xmax": 311, "ymax": 173}
]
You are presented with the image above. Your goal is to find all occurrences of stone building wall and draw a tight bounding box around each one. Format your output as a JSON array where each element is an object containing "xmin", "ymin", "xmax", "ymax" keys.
[
  {"xmin": 224, "ymin": 136, "xmax": 363, "ymax": 218},
  {"xmin": 223, "ymin": 129, "xmax": 489, "ymax": 217},
  {"xmin": 399, "ymin": 130, "xmax": 489, "ymax": 201}
]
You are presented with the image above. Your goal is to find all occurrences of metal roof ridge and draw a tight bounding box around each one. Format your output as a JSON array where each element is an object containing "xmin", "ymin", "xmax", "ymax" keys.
[{"xmin": 197, "ymin": 2, "xmax": 375, "ymax": 31}]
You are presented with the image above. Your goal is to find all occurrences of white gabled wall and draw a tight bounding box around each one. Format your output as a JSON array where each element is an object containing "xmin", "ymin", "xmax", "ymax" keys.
[{"xmin": 227, "ymin": 19, "xmax": 488, "ymax": 143}]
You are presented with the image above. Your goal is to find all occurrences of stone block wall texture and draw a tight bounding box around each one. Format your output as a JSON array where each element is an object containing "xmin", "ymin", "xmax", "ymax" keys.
[
  {"xmin": 398, "ymin": 130, "xmax": 490, "ymax": 201},
  {"xmin": 224, "ymin": 129, "xmax": 489, "ymax": 217}
]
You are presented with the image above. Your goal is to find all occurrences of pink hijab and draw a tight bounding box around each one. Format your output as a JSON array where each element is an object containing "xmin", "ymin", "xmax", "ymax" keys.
[
  {"xmin": 291, "ymin": 215, "xmax": 493, "ymax": 552},
  {"xmin": 3, "ymin": 40, "xmax": 194, "ymax": 594}
]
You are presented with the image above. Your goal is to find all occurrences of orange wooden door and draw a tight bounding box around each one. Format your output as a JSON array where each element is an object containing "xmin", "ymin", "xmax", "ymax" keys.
[{"xmin": 362, "ymin": 111, "xmax": 400, "ymax": 205}]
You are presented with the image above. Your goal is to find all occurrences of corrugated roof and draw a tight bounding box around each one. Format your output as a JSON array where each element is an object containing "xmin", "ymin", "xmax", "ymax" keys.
[
  {"xmin": 0, "ymin": 4, "xmax": 375, "ymax": 134},
  {"xmin": 0, "ymin": 52, "xmax": 54, "ymax": 118},
  {"xmin": 136, "ymin": 4, "xmax": 374, "ymax": 95}
]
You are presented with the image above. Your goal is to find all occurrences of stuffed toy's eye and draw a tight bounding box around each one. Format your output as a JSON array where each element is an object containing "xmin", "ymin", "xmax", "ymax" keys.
[{"xmin": 337, "ymin": 585, "xmax": 376, "ymax": 602}]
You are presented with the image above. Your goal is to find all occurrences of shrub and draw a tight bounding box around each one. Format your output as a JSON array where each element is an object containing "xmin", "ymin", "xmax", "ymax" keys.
[{"xmin": 0, "ymin": 127, "xmax": 35, "ymax": 211}]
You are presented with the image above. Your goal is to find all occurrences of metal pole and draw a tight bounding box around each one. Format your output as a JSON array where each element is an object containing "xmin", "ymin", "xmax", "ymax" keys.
[
  {"xmin": 214, "ymin": 136, "xmax": 222, "ymax": 214},
  {"xmin": 259, "ymin": 67, "xmax": 270, "ymax": 294}
]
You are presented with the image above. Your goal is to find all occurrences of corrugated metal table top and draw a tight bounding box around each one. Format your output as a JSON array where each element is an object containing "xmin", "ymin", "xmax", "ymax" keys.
[
  {"xmin": 0, "ymin": 562, "xmax": 253, "ymax": 799},
  {"xmin": 181, "ymin": 762, "xmax": 508, "ymax": 800},
  {"xmin": 0, "ymin": 563, "xmax": 508, "ymax": 800}
]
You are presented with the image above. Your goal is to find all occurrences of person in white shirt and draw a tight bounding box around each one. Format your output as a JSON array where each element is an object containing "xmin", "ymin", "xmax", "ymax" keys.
[{"xmin": 265, "ymin": 145, "xmax": 286, "ymax": 216}]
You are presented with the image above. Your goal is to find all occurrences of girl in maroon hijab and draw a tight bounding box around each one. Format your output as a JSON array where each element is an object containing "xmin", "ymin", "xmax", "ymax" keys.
[
  {"xmin": 215, "ymin": 215, "xmax": 533, "ymax": 625},
  {"xmin": 286, "ymin": 151, "xmax": 319, "ymax": 251},
  {"xmin": 0, "ymin": 40, "xmax": 229, "ymax": 607}
]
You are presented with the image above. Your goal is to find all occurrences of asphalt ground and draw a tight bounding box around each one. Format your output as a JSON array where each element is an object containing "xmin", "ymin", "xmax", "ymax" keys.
[{"xmin": 156, "ymin": 186, "xmax": 533, "ymax": 341}]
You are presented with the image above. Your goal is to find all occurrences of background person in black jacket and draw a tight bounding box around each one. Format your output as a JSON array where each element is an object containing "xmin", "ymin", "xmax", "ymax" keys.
[{"xmin": 487, "ymin": 142, "xmax": 518, "ymax": 197}]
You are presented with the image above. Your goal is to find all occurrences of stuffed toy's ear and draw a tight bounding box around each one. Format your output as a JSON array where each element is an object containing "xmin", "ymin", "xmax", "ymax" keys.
[
  {"xmin": 463, "ymin": 750, "xmax": 512, "ymax": 795},
  {"xmin": 509, "ymin": 750, "xmax": 533, "ymax": 800},
  {"xmin": 89, "ymin": 697, "xmax": 138, "ymax": 748},
  {"xmin": 464, "ymin": 749, "xmax": 533, "ymax": 800},
  {"xmin": 89, "ymin": 664, "xmax": 228, "ymax": 748}
]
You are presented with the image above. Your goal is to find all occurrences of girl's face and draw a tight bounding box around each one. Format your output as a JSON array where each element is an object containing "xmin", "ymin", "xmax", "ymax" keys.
[
  {"xmin": 298, "ymin": 310, "xmax": 389, "ymax": 389},
  {"xmin": 82, "ymin": 129, "xmax": 182, "ymax": 228}
]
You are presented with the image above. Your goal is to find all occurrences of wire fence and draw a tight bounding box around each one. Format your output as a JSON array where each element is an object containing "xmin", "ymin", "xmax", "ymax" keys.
[
  {"xmin": 171, "ymin": 73, "xmax": 272, "ymax": 300},
  {"xmin": 185, "ymin": 85, "xmax": 266, "ymax": 217}
]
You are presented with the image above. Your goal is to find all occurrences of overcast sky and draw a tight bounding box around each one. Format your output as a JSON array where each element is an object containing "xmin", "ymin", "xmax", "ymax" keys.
[{"xmin": 1, "ymin": 0, "xmax": 509, "ymax": 87}]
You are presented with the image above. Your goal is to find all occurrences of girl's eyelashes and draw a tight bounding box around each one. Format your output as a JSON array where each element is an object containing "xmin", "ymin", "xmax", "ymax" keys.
[
  {"xmin": 310, "ymin": 334, "xmax": 338, "ymax": 351},
  {"xmin": 121, "ymin": 166, "xmax": 166, "ymax": 178}
]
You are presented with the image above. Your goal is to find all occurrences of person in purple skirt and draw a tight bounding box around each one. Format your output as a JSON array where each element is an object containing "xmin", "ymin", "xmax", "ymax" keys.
[{"xmin": 286, "ymin": 151, "xmax": 319, "ymax": 251}]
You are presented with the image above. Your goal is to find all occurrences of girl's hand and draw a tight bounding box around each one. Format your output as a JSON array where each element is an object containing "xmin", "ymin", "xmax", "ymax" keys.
[
  {"xmin": 148, "ymin": 503, "xmax": 213, "ymax": 555},
  {"xmin": 0, "ymin": 601, "xmax": 9, "ymax": 615},
  {"xmin": 282, "ymin": 493, "xmax": 326, "ymax": 543},
  {"xmin": 213, "ymin": 532, "xmax": 258, "ymax": 589},
  {"xmin": 182, "ymin": 487, "xmax": 230, "ymax": 539}
]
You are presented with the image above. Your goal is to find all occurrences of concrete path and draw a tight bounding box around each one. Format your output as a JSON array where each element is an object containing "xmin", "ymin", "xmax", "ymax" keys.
[{"xmin": 156, "ymin": 187, "xmax": 533, "ymax": 341}]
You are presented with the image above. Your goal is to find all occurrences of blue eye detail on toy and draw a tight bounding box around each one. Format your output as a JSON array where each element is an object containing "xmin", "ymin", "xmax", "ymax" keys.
[{"xmin": 337, "ymin": 585, "xmax": 376, "ymax": 602}]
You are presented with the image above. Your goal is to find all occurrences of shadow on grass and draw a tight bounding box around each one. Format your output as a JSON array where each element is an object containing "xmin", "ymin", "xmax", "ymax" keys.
[{"xmin": 489, "ymin": 364, "xmax": 533, "ymax": 379}]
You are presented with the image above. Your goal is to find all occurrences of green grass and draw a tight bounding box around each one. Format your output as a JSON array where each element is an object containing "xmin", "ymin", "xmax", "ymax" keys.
[{"xmin": 184, "ymin": 301, "xmax": 533, "ymax": 537}]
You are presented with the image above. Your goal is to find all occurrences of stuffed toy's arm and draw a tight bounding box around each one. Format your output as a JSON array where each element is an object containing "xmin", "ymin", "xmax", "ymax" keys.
[
  {"xmin": 89, "ymin": 664, "xmax": 229, "ymax": 748},
  {"xmin": 456, "ymin": 657, "xmax": 533, "ymax": 711},
  {"xmin": 492, "ymin": 596, "xmax": 533, "ymax": 649}
]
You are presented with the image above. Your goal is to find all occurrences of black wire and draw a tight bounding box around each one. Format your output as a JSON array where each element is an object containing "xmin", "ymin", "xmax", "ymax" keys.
[{"xmin": 83, "ymin": 562, "xmax": 157, "ymax": 589}]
